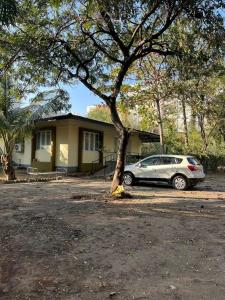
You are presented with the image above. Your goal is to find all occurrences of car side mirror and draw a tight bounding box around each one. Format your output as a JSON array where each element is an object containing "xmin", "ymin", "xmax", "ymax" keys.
[{"xmin": 137, "ymin": 162, "xmax": 144, "ymax": 168}]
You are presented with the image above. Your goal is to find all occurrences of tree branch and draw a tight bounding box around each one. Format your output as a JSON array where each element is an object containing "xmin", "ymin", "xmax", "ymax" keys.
[
  {"xmin": 80, "ymin": 23, "xmax": 123, "ymax": 63},
  {"xmin": 128, "ymin": 0, "xmax": 161, "ymax": 49},
  {"xmin": 59, "ymin": 40, "xmax": 111, "ymax": 103},
  {"xmin": 99, "ymin": 11, "xmax": 129, "ymax": 57}
]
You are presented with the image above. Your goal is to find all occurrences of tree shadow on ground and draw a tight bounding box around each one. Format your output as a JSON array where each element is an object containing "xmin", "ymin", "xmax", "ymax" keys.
[{"xmin": 0, "ymin": 178, "xmax": 225, "ymax": 300}]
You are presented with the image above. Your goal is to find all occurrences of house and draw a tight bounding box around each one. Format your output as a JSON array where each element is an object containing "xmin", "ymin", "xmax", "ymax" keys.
[{"xmin": 0, "ymin": 113, "xmax": 159, "ymax": 173}]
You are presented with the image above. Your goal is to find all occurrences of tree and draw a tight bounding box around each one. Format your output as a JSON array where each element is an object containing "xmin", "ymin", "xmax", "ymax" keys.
[
  {"xmin": 4, "ymin": 0, "xmax": 225, "ymax": 193},
  {"xmin": 87, "ymin": 104, "xmax": 112, "ymax": 123},
  {"xmin": 0, "ymin": 0, "xmax": 17, "ymax": 25},
  {"xmin": 188, "ymin": 74, "xmax": 225, "ymax": 152},
  {"xmin": 87, "ymin": 102, "xmax": 141, "ymax": 129},
  {"xmin": 0, "ymin": 75, "xmax": 71, "ymax": 180},
  {"xmin": 126, "ymin": 55, "xmax": 174, "ymax": 154}
]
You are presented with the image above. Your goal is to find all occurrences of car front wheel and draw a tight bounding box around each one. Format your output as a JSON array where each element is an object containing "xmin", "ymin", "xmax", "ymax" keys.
[
  {"xmin": 172, "ymin": 175, "xmax": 188, "ymax": 190},
  {"xmin": 123, "ymin": 172, "xmax": 135, "ymax": 186}
]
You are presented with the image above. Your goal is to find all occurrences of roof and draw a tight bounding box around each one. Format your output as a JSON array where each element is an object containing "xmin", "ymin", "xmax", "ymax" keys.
[
  {"xmin": 144, "ymin": 154, "xmax": 193, "ymax": 158},
  {"xmin": 38, "ymin": 113, "xmax": 160, "ymax": 142},
  {"xmin": 39, "ymin": 113, "xmax": 114, "ymax": 127}
]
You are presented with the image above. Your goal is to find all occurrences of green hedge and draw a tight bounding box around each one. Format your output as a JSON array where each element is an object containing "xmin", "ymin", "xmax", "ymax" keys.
[{"xmin": 192, "ymin": 154, "xmax": 225, "ymax": 172}]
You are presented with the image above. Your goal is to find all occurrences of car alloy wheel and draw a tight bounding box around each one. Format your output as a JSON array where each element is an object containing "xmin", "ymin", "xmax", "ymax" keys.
[
  {"xmin": 123, "ymin": 173, "xmax": 134, "ymax": 186},
  {"xmin": 172, "ymin": 175, "xmax": 187, "ymax": 190}
]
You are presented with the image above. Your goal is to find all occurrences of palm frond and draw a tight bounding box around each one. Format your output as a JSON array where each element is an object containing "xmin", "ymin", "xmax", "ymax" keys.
[
  {"xmin": 25, "ymin": 89, "xmax": 71, "ymax": 122},
  {"xmin": 0, "ymin": 87, "xmax": 71, "ymax": 154}
]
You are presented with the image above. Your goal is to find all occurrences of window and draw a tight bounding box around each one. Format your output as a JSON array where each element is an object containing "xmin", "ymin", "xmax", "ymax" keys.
[
  {"xmin": 162, "ymin": 157, "xmax": 183, "ymax": 165},
  {"xmin": 174, "ymin": 157, "xmax": 183, "ymax": 164},
  {"xmin": 36, "ymin": 131, "xmax": 51, "ymax": 150},
  {"xmin": 141, "ymin": 157, "xmax": 162, "ymax": 166},
  {"xmin": 187, "ymin": 157, "xmax": 200, "ymax": 165},
  {"xmin": 162, "ymin": 157, "xmax": 174, "ymax": 165},
  {"xmin": 83, "ymin": 132, "xmax": 99, "ymax": 151}
]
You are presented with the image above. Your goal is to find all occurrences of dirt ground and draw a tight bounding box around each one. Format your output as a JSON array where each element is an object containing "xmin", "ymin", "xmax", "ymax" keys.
[{"xmin": 0, "ymin": 174, "xmax": 225, "ymax": 300}]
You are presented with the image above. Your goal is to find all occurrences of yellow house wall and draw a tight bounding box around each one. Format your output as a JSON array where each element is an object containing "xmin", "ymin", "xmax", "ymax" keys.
[
  {"xmin": 37, "ymin": 120, "xmax": 69, "ymax": 167},
  {"xmin": 82, "ymin": 151, "xmax": 99, "ymax": 163},
  {"xmin": 68, "ymin": 121, "xmax": 78, "ymax": 166},
  {"xmin": 66, "ymin": 120, "xmax": 142, "ymax": 167},
  {"xmin": 35, "ymin": 147, "xmax": 52, "ymax": 163},
  {"xmin": 0, "ymin": 137, "xmax": 32, "ymax": 166},
  {"xmin": 3, "ymin": 118, "xmax": 143, "ymax": 170},
  {"xmin": 13, "ymin": 137, "xmax": 32, "ymax": 166},
  {"xmin": 128, "ymin": 134, "xmax": 142, "ymax": 154},
  {"xmin": 66, "ymin": 120, "xmax": 119, "ymax": 167},
  {"xmin": 0, "ymin": 137, "xmax": 31, "ymax": 166},
  {"xmin": 56, "ymin": 125, "xmax": 69, "ymax": 167}
]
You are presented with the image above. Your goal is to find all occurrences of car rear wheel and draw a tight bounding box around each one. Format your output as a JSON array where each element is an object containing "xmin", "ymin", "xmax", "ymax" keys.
[
  {"xmin": 172, "ymin": 175, "xmax": 188, "ymax": 190},
  {"xmin": 123, "ymin": 172, "xmax": 135, "ymax": 186}
]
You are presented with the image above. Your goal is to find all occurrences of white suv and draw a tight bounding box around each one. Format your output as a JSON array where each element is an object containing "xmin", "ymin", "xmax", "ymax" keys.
[{"xmin": 123, "ymin": 155, "xmax": 205, "ymax": 190}]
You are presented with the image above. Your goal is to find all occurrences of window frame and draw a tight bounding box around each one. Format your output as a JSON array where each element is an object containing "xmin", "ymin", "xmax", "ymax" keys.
[
  {"xmin": 83, "ymin": 131, "xmax": 100, "ymax": 152},
  {"xmin": 36, "ymin": 130, "xmax": 52, "ymax": 150}
]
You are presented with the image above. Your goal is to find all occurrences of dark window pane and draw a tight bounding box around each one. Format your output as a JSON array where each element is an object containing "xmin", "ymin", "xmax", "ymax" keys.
[
  {"xmin": 90, "ymin": 133, "xmax": 94, "ymax": 151},
  {"xmin": 37, "ymin": 132, "xmax": 40, "ymax": 150},
  {"xmin": 187, "ymin": 157, "xmax": 200, "ymax": 165},
  {"xmin": 174, "ymin": 158, "xmax": 183, "ymax": 164},
  {"xmin": 41, "ymin": 132, "xmax": 45, "ymax": 146},
  {"xmin": 95, "ymin": 133, "xmax": 99, "ymax": 151},
  {"xmin": 46, "ymin": 131, "xmax": 51, "ymax": 146},
  {"xmin": 84, "ymin": 132, "xmax": 89, "ymax": 150},
  {"xmin": 162, "ymin": 157, "xmax": 173, "ymax": 164},
  {"xmin": 142, "ymin": 157, "xmax": 161, "ymax": 166}
]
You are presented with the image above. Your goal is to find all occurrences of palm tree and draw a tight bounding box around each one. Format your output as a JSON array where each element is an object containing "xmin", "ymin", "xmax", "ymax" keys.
[
  {"xmin": 0, "ymin": 0, "xmax": 17, "ymax": 25},
  {"xmin": 0, "ymin": 77, "xmax": 71, "ymax": 180}
]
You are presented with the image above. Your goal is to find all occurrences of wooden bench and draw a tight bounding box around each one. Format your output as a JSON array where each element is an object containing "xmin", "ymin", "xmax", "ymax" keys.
[{"xmin": 27, "ymin": 167, "xmax": 67, "ymax": 182}]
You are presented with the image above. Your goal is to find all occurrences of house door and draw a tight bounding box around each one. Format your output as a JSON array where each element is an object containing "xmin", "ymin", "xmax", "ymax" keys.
[
  {"xmin": 31, "ymin": 128, "xmax": 56, "ymax": 171},
  {"xmin": 83, "ymin": 131, "xmax": 100, "ymax": 163},
  {"xmin": 78, "ymin": 129, "xmax": 103, "ymax": 172}
]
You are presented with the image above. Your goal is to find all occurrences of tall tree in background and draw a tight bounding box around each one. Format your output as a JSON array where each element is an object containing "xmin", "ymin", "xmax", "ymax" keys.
[
  {"xmin": 3, "ymin": 0, "xmax": 224, "ymax": 193},
  {"xmin": 87, "ymin": 104, "xmax": 112, "ymax": 124},
  {"xmin": 127, "ymin": 55, "xmax": 174, "ymax": 154},
  {"xmin": 170, "ymin": 16, "xmax": 224, "ymax": 151}
]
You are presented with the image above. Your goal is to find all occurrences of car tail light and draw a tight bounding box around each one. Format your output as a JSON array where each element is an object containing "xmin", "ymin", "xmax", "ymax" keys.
[{"xmin": 188, "ymin": 165, "xmax": 198, "ymax": 171}]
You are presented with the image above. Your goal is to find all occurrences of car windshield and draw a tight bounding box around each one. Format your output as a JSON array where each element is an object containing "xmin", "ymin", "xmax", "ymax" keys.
[{"xmin": 187, "ymin": 157, "xmax": 200, "ymax": 165}]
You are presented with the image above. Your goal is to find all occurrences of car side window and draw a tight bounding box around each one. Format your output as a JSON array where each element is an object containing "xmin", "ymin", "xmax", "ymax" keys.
[
  {"xmin": 142, "ymin": 157, "xmax": 162, "ymax": 166},
  {"xmin": 162, "ymin": 157, "xmax": 173, "ymax": 164},
  {"xmin": 174, "ymin": 158, "xmax": 183, "ymax": 164},
  {"xmin": 162, "ymin": 157, "xmax": 183, "ymax": 164},
  {"xmin": 187, "ymin": 157, "xmax": 199, "ymax": 165}
]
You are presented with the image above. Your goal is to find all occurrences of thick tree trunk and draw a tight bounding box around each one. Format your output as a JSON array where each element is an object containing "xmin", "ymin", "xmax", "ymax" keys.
[
  {"xmin": 109, "ymin": 101, "xmax": 130, "ymax": 193},
  {"xmin": 155, "ymin": 98, "xmax": 164, "ymax": 154},
  {"xmin": 111, "ymin": 128, "xmax": 129, "ymax": 193},
  {"xmin": 181, "ymin": 96, "xmax": 189, "ymax": 147},
  {"xmin": 1, "ymin": 154, "xmax": 16, "ymax": 181}
]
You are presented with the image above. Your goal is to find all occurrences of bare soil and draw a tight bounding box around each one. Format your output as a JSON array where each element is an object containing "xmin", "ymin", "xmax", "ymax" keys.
[{"xmin": 0, "ymin": 174, "xmax": 225, "ymax": 300}]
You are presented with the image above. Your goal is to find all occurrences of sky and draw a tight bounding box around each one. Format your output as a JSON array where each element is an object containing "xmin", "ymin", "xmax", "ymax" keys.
[{"xmin": 64, "ymin": 83, "xmax": 102, "ymax": 116}]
